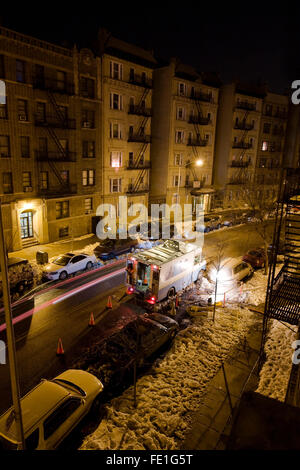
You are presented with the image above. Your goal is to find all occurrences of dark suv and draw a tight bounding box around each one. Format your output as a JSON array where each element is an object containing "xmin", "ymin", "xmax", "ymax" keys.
[{"xmin": 93, "ymin": 238, "xmax": 139, "ymax": 260}]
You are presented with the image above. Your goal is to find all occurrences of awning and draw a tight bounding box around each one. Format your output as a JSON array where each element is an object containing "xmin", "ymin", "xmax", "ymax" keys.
[{"xmin": 190, "ymin": 187, "xmax": 216, "ymax": 196}]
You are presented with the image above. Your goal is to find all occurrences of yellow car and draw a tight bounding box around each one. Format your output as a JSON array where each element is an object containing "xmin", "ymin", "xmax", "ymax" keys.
[{"xmin": 0, "ymin": 369, "xmax": 103, "ymax": 450}]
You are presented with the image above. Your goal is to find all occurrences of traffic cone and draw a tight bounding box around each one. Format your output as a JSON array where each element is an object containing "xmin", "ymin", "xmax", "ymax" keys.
[
  {"xmin": 143, "ymin": 274, "xmax": 148, "ymax": 285},
  {"xmin": 56, "ymin": 338, "xmax": 64, "ymax": 355},
  {"xmin": 89, "ymin": 312, "xmax": 95, "ymax": 326},
  {"xmin": 106, "ymin": 296, "xmax": 113, "ymax": 309}
]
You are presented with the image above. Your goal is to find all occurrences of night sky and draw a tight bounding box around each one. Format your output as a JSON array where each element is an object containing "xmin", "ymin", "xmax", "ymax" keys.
[{"xmin": 1, "ymin": 1, "xmax": 299, "ymax": 94}]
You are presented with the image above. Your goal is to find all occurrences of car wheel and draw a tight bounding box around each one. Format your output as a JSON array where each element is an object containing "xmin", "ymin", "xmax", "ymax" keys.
[
  {"xmin": 59, "ymin": 271, "xmax": 68, "ymax": 280},
  {"xmin": 86, "ymin": 261, "xmax": 93, "ymax": 270}
]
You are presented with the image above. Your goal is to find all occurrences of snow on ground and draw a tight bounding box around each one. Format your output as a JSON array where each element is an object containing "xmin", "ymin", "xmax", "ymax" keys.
[
  {"xmin": 256, "ymin": 320, "xmax": 297, "ymax": 402},
  {"xmin": 80, "ymin": 306, "xmax": 257, "ymax": 450}
]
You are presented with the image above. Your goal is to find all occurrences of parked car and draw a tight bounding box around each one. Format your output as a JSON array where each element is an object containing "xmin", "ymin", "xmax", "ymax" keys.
[
  {"xmin": 0, "ymin": 369, "xmax": 103, "ymax": 450},
  {"xmin": 209, "ymin": 257, "xmax": 254, "ymax": 285},
  {"xmin": 137, "ymin": 221, "xmax": 179, "ymax": 241},
  {"xmin": 42, "ymin": 252, "xmax": 97, "ymax": 281},
  {"xmin": 0, "ymin": 257, "xmax": 34, "ymax": 297},
  {"xmin": 243, "ymin": 248, "xmax": 266, "ymax": 269},
  {"xmin": 93, "ymin": 237, "xmax": 139, "ymax": 260},
  {"xmin": 194, "ymin": 215, "xmax": 222, "ymax": 233}
]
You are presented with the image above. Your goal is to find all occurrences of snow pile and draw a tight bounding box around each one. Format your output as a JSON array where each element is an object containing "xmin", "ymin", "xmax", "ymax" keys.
[
  {"xmin": 80, "ymin": 306, "xmax": 256, "ymax": 450},
  {"xmin": 256, "ymin": 320, "xmax": 297, "ymax": 402}
]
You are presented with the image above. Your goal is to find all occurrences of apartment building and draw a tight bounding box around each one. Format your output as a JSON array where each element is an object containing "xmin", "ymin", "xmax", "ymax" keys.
[
  {"xmin": 97, "ymin": 29, "xmax": 157, "ymax": 222},
  {"xmin": 0, "ymin": 26, "xmax": 101, "ymax": 251},
  {"xmin": 150, "ymin": 58, "xmax": 219, "ymax": 214}
]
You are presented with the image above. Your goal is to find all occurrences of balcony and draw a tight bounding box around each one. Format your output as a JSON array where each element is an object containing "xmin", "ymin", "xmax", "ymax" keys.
[
  {"xmin": 34, "ymin": 114, "xmax": 76, "ymax": 129},
  {"xmin": 234, "ymin": 121, "xmax": 254, "ymax": 131},
  {"xmin": 190, "ymin": 91, "xmax": 213, "ymax": 103},
  {"xmin": 37, "ymin": 183, "xmax": 77, "ymax": 198},
  {"xmin": 236, "ymin": 101, "xmax": 256, "ymax": 111},
  {"xmin": 33, "ymin": 77, "xmax": 74, "ymax": 95},
  {"xmin": 35, "ymin": 150, "xmax": 77, "ymax": 162},
  {"xmin": 187, "ymin": 137, "xmax": 208, "ymax": 147},
  {"xmin": 128, "ymin": 74, "xmax": 152, "ymax": 88},
  {"xmin": 230, "ymin": 160, "xmax": 251, "ymax": 168},
  {"xmin": 126, "ymin": 183, "xmax": 149, "ymax": 194},
  {"xmin": 188, "ymin": 115, "xmax": 211, "ymax": 125},
  {"xmin": 128, "ymin": 134, "xmax": 151, "ymax": 143},
  {"xmin": 128, "ymin": 105, "xmax": 151, "ymax": 117},
  {"xmin": 127, "ymin": 160, "xmax": 151, "ymax": 170},
  {"xmin": 232, "ymin": 141, "xmax": 253, "ymax": 149}
]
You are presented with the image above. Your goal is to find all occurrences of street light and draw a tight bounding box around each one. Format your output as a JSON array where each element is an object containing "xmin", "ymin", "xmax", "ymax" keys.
[{"xmin": 177, "ymin": 158, "xmax": 204, "ymax": 199}]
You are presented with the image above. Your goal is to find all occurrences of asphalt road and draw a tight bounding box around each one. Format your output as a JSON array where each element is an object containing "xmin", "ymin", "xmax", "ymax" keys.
[{"xmin": 0, "ymin": 220, "xmax": 275, "ymax": 415}]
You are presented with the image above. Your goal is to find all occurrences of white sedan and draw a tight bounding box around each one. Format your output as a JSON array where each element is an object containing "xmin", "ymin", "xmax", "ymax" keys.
[{"xmin": 42, "ymin": 252, "xmax": 97, "ymax": 281}]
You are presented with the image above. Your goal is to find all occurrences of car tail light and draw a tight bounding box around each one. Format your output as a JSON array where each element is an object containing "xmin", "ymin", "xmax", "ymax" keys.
[
  {"xmin": 146, "ymin": 295, "xmax": 156, "ymax": 305},
  {"xmin": 126, "ymin": 286, "xmax": 134, "ymax": 294}
]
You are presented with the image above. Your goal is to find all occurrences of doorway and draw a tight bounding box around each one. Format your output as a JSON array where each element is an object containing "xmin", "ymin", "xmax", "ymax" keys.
[{"xmin": 20, "ymin": 211, "xmax": 33, "ymax": 239}]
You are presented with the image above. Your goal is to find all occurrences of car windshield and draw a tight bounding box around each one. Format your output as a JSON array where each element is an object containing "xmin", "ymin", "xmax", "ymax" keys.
[
  {"xmin": 53, "ymin": 255, "xmax": 71, "ymax": 266},
  {"xmin": 52, "ymin": 379, "xmax": 86, "ymax": 397}
]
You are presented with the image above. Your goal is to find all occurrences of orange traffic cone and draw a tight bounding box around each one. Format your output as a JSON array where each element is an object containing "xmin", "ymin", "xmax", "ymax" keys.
[
  {"xmin": 106, "ymin": 296, "xmax": 113, "ymax": 309},
  {"xmin": 89, "ymin": 312, "xmax": 95, "ymax": 326},
  {"xmin": 143, "ymin": 274, "xmax": 148, "ymax": 285},
  {"xmin": 56, "ymin": 338, "xmax": 64, "ymax": 355}
]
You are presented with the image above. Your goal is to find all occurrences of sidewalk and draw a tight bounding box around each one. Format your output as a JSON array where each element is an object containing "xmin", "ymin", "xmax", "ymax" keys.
[
  {"xmin": 9, "ymin": 233, "xmax": 99, "ymax": 262},
  {"xmin": 181, "ymin": 317, "xmax": 262, "ymax": 450}
]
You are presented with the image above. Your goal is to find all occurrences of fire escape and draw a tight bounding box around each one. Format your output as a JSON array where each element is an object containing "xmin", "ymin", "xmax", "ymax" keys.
[
  {"xmin": 33, "ymin": 75, "xmax": 76, "ymax": 196},
  {"xmin": 261, "ymin": 168, "xmax": 300, "ymax": 357},
  {"xmin": 127, "ymin": 82, "xmax": 151, "ymax": 195},
  {"xmin": 230, "ymin": 108, "xmax": 253, "ymax": 184}
]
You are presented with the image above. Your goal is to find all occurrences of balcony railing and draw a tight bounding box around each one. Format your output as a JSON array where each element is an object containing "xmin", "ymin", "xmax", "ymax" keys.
[
  {"xmin": 128, "ymin": 74, "xmax": 152, "ymax": 88},
  {"xmin": 232, "ymin": 141, "xmax": 253, "ymax": 149},
  {"xmin": 234, "ymin": 121, "xmax": 254, "ymax": 131},
  {"xmin": 128, "ymin": 105, "xmax": 151, "ymax": 117},
  {"xmin": 34, "ymin": 114, "xmax": 76, "ymax": 129},
  {"xmin": 236, "ymin": 101, "xmax": 256, "ymax": 111},
  {"xmin": 126, "ymin": 183, "xmax": 149, "ymax": 194},
  {"xmin": 33, "ymin": 77, "xmax": 74, "ymax": 95},
  {"xmin": 190, "ymin": 91, "xmax": 213, "ymax": 103},
  {"xmin": 127, "ymin": 160, "xmax": 151, "ymax": 170},
  {"xmin": 128, "ymin": 134, "xmax": 151, "ymax": 143},
  {"xmin": 230, "ymin": 160, "xmax": 251, "ymax": 167},
  {"xmin": 37, "ymin": 183, "xmax": 77, "ymax": 197},
  {"xmin": 188, "ymin": 115, "xmax": 211, "ymax": 125},
  {"xmin": 35, "ymin": 150, "xmax": 76, "ymax": 162},
  {"xmin": 187, "ymin": 137, "xmax": 208, "ymax": 147}
]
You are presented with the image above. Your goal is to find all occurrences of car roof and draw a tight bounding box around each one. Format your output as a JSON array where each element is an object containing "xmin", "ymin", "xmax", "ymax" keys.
[
  {"xmin": 0, "ymin": 380, "xmax": 69, "ymax": 443},
  {"xmin": 221, "ymin": 258, "xmax": 248, "ymax": 269}
]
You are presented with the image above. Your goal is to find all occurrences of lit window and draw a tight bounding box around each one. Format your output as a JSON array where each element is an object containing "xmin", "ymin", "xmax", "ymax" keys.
[
  {"xmin": 110, "ymin": 152, "xmax": 122, "ymax": 168},
  {"xmin": 261, "ymin": 141, "xmax": 268, "ymax": 151}
]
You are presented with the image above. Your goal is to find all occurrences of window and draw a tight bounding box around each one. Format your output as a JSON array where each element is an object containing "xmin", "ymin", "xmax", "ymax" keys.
[
  {"xmin": 20, "ymin": 136, "xmax": 30, "ymax": 158},
  {"xmin": 82, "ymin": 109, "xmax": 95, "ymax": 128},
  {"xmin": 58, "ymin": 105, "xmax": 68, "ymax": 121},
  {"xmin": 110, "ymin": 178, "xmax": 122, "ymax": 193},
  {"xmin": 172, "ymin": 193, "xmax": 180, "ymax": 204},
  {"xmin": 178, "ymin": 82, "xmax": 186, "ymax": 96},
  {"xmin": 263, "ymin": 123, "xmax": 271, "ymax": 134},
  {"xmin": 110, "ymin": 151, "xmax": 122, "ymax": 168},
  {"xmin": 110, "ymin": 122, "xmax": 122, "ymax": 139},
  {"xmin": 18, "ymin": 100, "xmax": 28, "ymax": 121},
  {"xmin": 110, "ymin": 93, "xmax": 123, "ymax": 110},
  {"xmin": 261, "ymin": 141, "xmax": 268, "ymax": 151},
  {"xmin": 174, "ymin": 153, "xmax": 183, "ymax": 165},
  {"xmin": 173, "ymin": 175, "xmax": 182, "ymax": 187},
  {"xmin": 175, "ymin": 130, "xmax": 184, "ymax": 144},
  {"xmin": 22, "ymin": 172, "xmax": 32, "ymax": 191},
  {"xmin": 129, "ymin": 68, "xmax": 135, "ymax": 81},
  {"xmin": 16, "ymin": 60, "xmax": 25, "ymax": 82},
  {"xmin": 82, "ymin": 169, "xmax": 95, "ymax": 186},
  {"xmin": 56, "ymin": 70, "xmax": 66, "ymax": 90},
  {"xmin": 82, "ymin": 141, "xmax": 95, "ymax": 158},
  {"xmin": 265, "ymin": 104, "xmax": 272, "ymax": 116},
  {"xmin": 36, "ymin": 102, "xmax": 46, "ymax": 122},
  {"xmin": 59, "ymin": 226, "xmax": 69, "ymax": 238},
  {"xmin": 40, "ymin": 171, "xmax": 48, "ymax": 189},
  {"xmin": 0, "ymin": 55, "xmax": 4, "ymax": 78},
  {"xmin": 177, "ymin": 106, "xmax": 185, "ymax": 120},
  {"xmin": 56, "ymin": 201, "xmax": 69, "ymax": 219},
  {"xmin": 84, "ymin": 197, "xmax": 93, "ymax": 214},
  {"xmin": 43, "ymin": 397, "xmax": 81, "ymax": 440},
  {"xmin": 3, "ymin": 172, "xmax": 13, "ymax": 194},
  {"xmin": 60, "ymin": 170, "xmax": 69, "ymax": 184},
  {"xmin": 0, "ymin": 136, "xmax": 10, "ymax": 157},
  {"xmin": 0, "ymin": 103, "xmax": 7, "ymax": 119},
  {"xmin": 128, "ymin": 151, "xmax": 134, "ymax": 166},
  {"xmin": 110, "ymin": 61, "xmax": 123, "ymax": 80},
  {"xmin": 80, "ymin": 77, "xmax": 95, "ymax": 99}
]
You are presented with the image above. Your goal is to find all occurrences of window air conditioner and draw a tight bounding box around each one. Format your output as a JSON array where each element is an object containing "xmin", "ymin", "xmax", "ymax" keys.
[
  {"xmin": 82, "ymin": 121, "xmax": 91, "ymax": 128},
  {"xmin": 19, "ymin": 114, "xmax": 27, "ymax": 121},
  {"xmin": 24, "ymin": 186, "xmax": 33, "ymax": 192}
]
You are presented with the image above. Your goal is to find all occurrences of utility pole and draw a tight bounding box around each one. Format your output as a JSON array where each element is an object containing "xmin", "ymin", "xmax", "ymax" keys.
[{"xmin": 0, "ymin": 201, "xmax": 25, "ymax": 449}]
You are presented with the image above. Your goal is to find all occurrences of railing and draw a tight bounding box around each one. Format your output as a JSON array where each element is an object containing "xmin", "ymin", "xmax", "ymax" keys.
[
  {"xmin": 126, "ymin": 183, "xmax": 149, "ymax": 194},
  {"xmin": 33, "ymin": 77, "xmax": 74, "ymax": 95},
  {"xmin": 230, "ymin": 161, "xmax": 251, "ymax": 167},
  {"xmin": 127, "ymin": 160, "xmax": 151, "ymax": 170},
  {"xmin": 34, "ymin": 114, "xmax": 76, "ymax": 129},
  {"xmin": 37, "ymin": 183, "xmax": 77, "ymax": 197},
  {"xmin": 234, "ymin": 122, "xmax": 254, "ymax": 131},
  {"xmin": 190, "ymin": 91, "xmax": 213, "ymax": 103},
  {"xmin": 128, "ymin": 105, "xmax": 151, "ymax": 117},
  {"xmin": 128, "ymin": 134, "xmax": 151, "ymax": 143},
  {"xmin": 35, "ymin": 150, "xmax": 76, "ymax": 162},
  {"xmin": 128, "ymin": 74, "xmax": 152, "ymax": 88},
  {"xmin": 232, "ymin": 141, "xmax": 253, "ymax": 149},
  {"xmin": 236, "ymin": 101, "xmax": 256, "ymax": 111},
  {"xmin": 188, "ymin": 115, "xmax": 211, "ymax": 125},
  {"xmin": 187, "ymin": 137, "xmax": 208, "ymax": 147}
]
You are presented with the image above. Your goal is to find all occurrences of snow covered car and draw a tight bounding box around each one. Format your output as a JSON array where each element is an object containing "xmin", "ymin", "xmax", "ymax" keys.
[
  {"xmin": 243, "ymin": 248, "xmax": 266, "ymax": 269},
  {"xmin": 42, "ymin": 253, "xmax": 97, "ymax": 281},
  {"xmin": 0, "ymin": 369, "xmax": 103, "ymax": 450},
  {"xmin": 0, "ymin": 257, "xmax": 34, "ymax": 297},
  {"xmin": 209, "ymin": 258, "xmax": 254, "ymax": 285}
]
